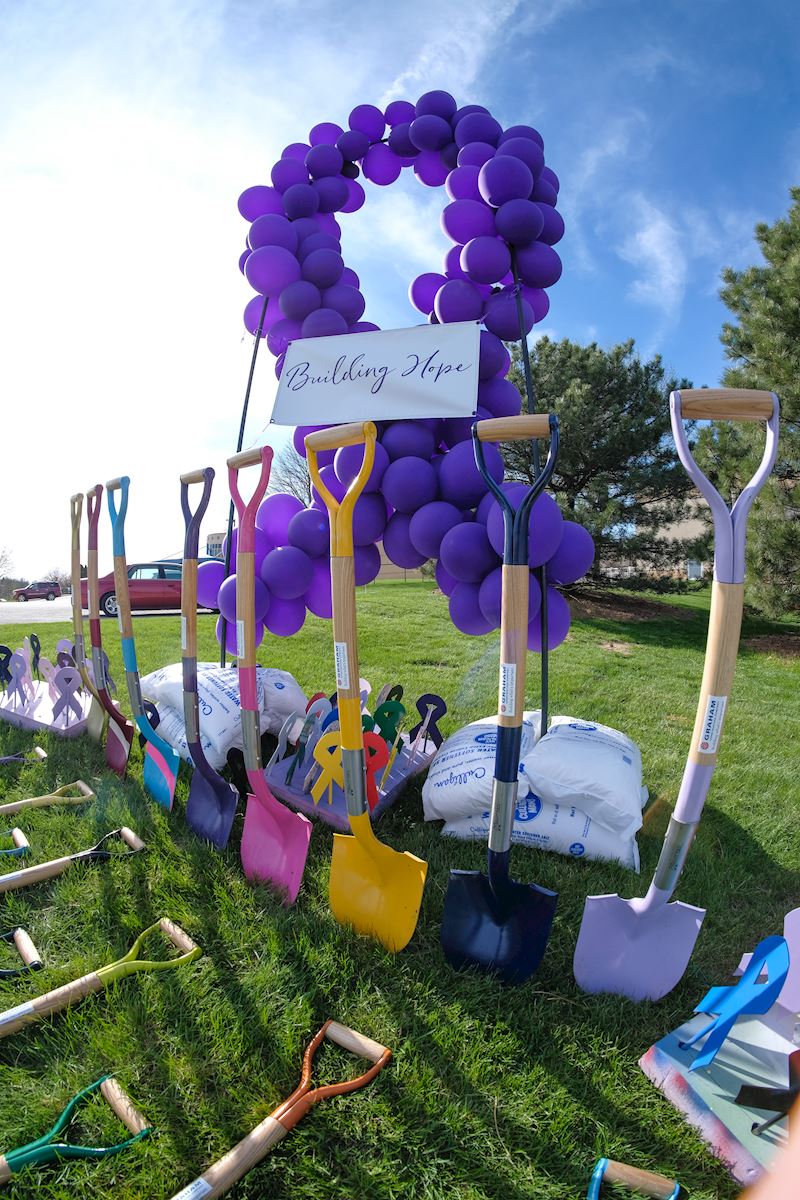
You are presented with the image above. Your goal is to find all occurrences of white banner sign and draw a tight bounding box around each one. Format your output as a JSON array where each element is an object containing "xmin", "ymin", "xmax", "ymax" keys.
[{"xmin": 270, "ymin": 321, "xmax": 480, "ymax": 426}]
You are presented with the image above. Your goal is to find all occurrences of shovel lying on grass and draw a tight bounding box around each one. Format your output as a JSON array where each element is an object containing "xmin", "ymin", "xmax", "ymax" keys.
[
  {"xmin": 180, "ymin": 467, "xmax": 239, "ymax": 849},
  {"xmin": 441, "ymin": 415, "xmax": 559, "ymax": 984},
  {"xmin": 0, "ymin": 825, "xmax": 144, "ymax": 896},
  {"xmin": 574, "ymin": 389, "xmax": 780, "ymax": 1001},
  {"xmin": 0, "ymin": 928, "xmax": 43, "ymax": 979},
  {"xmin": 229, "ymin": 446, "xmax": 312, "ymax": 904},
  {"xmin": 586, "ymin": 1158, "xmax": 683, "ymax": 1200},
  {"xmin": 306, "ymin": 423, "xmax": 427, "ymax": 953},
  {"xmin": 0, "ymin": 779, "xmax": 94, "ymax": 818}
]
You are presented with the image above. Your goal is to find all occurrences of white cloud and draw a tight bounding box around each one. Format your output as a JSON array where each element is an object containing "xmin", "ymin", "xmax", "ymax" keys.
[{"xmin": 618, "ymin": 194, "xmax": 687, "ymax": 320}]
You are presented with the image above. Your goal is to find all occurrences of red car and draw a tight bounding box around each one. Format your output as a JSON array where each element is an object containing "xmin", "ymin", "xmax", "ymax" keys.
[
  {"xmin": 80, "ymin": 561, "xmax": 184, "ymax": 617},
  {"xmin": 13, "ymin": 580, "xmax": 62, "ymax": 601}
]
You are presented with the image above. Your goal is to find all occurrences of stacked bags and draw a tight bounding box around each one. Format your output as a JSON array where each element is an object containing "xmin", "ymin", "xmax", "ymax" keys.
[{"xmin": 422, "ymin": 714, "xmax": 647, "ymax": 870}]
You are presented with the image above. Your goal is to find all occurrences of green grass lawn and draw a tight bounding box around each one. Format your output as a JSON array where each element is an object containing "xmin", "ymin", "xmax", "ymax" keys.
[{"xmin": 0, "ymin": 583, "xmax": 797, "ymax": 1199}]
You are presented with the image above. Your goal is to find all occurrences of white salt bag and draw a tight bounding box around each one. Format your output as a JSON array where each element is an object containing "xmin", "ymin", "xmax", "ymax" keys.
[
  {"xmin": 442, "ymin": 792, "xmax": 640, "ymax": 871},
  {"xmin": 519, "ymin": 716, "xmax": 644, "ymax": 840},
  {"xmin": 150, "ymin": 704, "xmax": 228, "ymax": 771},
  {"xmin": 422, "ymin": 712, "xmax": 541, "ymax": 823}
]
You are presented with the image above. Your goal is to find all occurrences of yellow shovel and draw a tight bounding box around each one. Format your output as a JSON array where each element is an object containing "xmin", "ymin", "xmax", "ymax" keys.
[{"xmin": 306, "ymin": 423, "xmax": 427, "ymax": 953}]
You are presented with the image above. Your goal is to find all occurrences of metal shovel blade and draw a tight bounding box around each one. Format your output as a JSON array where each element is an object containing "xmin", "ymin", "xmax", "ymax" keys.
[
  {"xmin": 185, "ymin": 764, "xmax": 239, "ymax": 851},
  {"xmin": 329, "ymin": 813, "xmax": 427, "ymax": 953},
  {"xmin": 240, "ymin": 788, "xmax": 312, "ymax": 906},
  {"xmin": 442, "ymin": 868, "xmax": 558, "ymax": 985},
  {"xmin": 573, "ymin": 892, "xmax": 706, "ymax": 1001},
  {"xmin": 141, "ymin": 734, "xmax": 180, "ymax": 811},
  {"xmin": 104, "ymin": 711, "xmax": 133, "ymax": 776},
  {"xmin": 87, "ymin": 694, "xmax": 106, "ymax": 742}
]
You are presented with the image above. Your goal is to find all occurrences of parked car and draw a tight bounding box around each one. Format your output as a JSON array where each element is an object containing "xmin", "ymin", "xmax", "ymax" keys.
[
  {"xmin": 79, "ymin": 560, "xmax": 220, "ymax": 616},
  {"xmin": 13, "ymin": 580, "xmax": 62, "ymax": 601}
]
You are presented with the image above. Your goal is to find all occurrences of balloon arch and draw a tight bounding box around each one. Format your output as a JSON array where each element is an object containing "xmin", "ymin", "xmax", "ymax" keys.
[{"xmin": 198, "ymin": 90, "xmax": 594, "ymax": 653}]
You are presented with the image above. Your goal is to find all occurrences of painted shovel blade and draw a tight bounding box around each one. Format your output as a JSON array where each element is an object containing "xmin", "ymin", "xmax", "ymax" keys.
[
  {"xmin": 441, "ymin": 869, "xmax": 557, "ymax": 985},
  {"xmin": 105, "ymin": 715, "xmax": 133, "ymax": 777},
  {"xmin": 329, "ymin": 813, "xmax": 427, "ymax": 953},
  {"xmin": 185, "ymin": 775, "xmax": 238, "ymax": 851},
  {"xmin": 240, "ymin": 791, "xmax": 311, "ymax": 906},
  {"xmin": 573, "ymin": 893, "xmax": 706, "ymax": 1001},
  {"xmin": 86, "ymin": 695, "xmax": 106, "ymax": 742},
  {"xmin": 141, "ymin": 737, "xmax": 180, "ymax": 810}
]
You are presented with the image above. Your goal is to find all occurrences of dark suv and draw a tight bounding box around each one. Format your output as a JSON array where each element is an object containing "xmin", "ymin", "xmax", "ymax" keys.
[{"xmin": 13, "ymin": 580, "xmax": 62, "ymax": 602}]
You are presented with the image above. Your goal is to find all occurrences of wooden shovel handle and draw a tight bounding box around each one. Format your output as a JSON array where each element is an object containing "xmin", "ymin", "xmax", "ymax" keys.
[
  {"xmin": 305, "ymin": 422, "xmax": 374, "ymax": 452},
  {"xmin": 678, "ymin": 388, "xmax": 775, "ymax": 421},
  {"xmin": 180, "ymin": 468, "xmax": 209, "ymax": 485},
  {"xmin": 0, "ymin": 778, "xmax": 94, "ymax": 816},
  {"xmin": 227, "ymin": 447, "xmax": 264, "ymax": 469},
  {"xmin": 7, "ymin": 828, "xmax": 28, "ymax": 851},
  {"xmin": 0, "ymin": 970, "xmax": 105, "ymax": 1038},
  {"xmin": 100, "ymin": 1077, "xmax": 152, "ymax": 1135},
  {"xmin": 603, "ymin": 1160, "xmax": 679, "ymax": 1198},
  {"xmin": 159, "ymin": 917, "xmax": 199, "ymax": 955},
  {"xmin": 106, "ymin": 477, "xmax": 124, "ymax": 491},
  {"xmin": 12, "ymin": 927, "xmax": 41, "ymax": 967},
  {"xmin": 325, "ymin": 1020, "xmax": 390, "ymax": 1064},
  {"xmin": 475, "ymin": 415, "xmax": 552, "ymax": 442},
  {"xmin": 0, "ymin": 853, "xmax": 75, "ymax": 894},
  {"xmin": 121, "ymin": 826, "xmax": 146, "ymax": 851}
]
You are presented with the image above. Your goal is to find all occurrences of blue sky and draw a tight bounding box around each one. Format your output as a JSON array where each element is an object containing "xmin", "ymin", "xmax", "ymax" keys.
[{"xmin": 1, "ymin": 0, "xmax": 798, "ymax": 575}]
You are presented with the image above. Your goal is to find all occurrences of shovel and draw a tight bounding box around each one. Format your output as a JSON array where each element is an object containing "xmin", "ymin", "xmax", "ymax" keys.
[
  {"xmin": 86, "ymin": 485, "xmax": 134, "ymax": 775},
  {"xmin": 228, "ymin": 446, "xmax": 312, "ymax": 904},
  {"xmin": 69, "ymin": 494, "xmax": 106, "ymax": 742},
  {"xmin": 0, "ymin": 928, "xmax": 43, "ymax": 979},
  {"xmin": 180, "ymin": 466, "xmax": 239, "ymax": 849},
  {"xmin": 0, "ymin": 747, "xmax": 46, "ymax": 768},
  {"xmin": 0, "ymin": 824, "xmax": 145, "ymax": 896},
  {"xmin": 441, "ymin": 415, "xmax": 560, "ymax": 983},
  {"xmin": 306, "ymin": 423, "xmax": 427, "ymax": 953},
  {"xmin": 106, "ymin": 476, "xmax": 181, "ymax": 809},
  {"xmin": 574, "ymin": 388, "xmax": 780, "ymax": 1000},
  {"xmin": 0, "ymin": 779, "xmax": 94, "ymax": 818},
  {"xmin": 586, "ymin": 1158, "xmax": 682, "ymax": 1200}
]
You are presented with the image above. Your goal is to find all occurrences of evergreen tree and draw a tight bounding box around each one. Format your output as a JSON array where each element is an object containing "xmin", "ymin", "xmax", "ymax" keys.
[{"xmin": 506, "ymin": 337, "xmax": 699, "ymax": 580}]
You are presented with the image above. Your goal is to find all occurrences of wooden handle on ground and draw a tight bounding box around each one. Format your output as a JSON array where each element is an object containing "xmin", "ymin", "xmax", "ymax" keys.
[
  {"xmin": 476, "ymin": 415, "xmax": 552, "ymax": 441},
  {"xmin": 0, "ymin": 779, "xmax": 94, "ymax": 816},
  {"xmin": 13, "ymin": 927, "xmax": 41, "ymax": 967},
  {"xmin": 159, "ymin": 918, "xmax": 199, "ymax": 955},
  {"xmin": 180, "ymin": 468, "xmax": 208, "ymax": 485},
  {"xmin": 170, "ymin": 1116, "xmax": 288, "ymax": 1199},
  {"xmin": 0, "ymin": 853, "xmax": 75, "ymax": 894},
  {"xmin": 603, "ymin": 1160, "xmax": 679, "ymax": 1198},
  {"xmin": 227, "ymin": 447, "xmax": 263, "ymax": 469},
  {"xmin": 0, "ymin": 970, "xmax": 105, "ymax": 1037},
  {"xmin": 33, "ymin": 747, "xmax": 47, "ymax": 760},
  {"xmin": 100, "ymin": 1077, "xmax": 152, "ymax": 1135},
  {"xmin": 305, "ymin": 422, "xmax": 375, "ymax": 452},
  {"xmin": 121, "ymin": 826, "xmax": 146, "ymax": 851},
  {"xmin": 678, "ymin": 389, "xmax": 775, "ymax": 421},
  {"xmin": 7, "ymin": 829, "xmax": 28, "ymax": 851},
  {"xmin": 325, "ymin": 1021, "xmax": 390, "ymax": 1064}
]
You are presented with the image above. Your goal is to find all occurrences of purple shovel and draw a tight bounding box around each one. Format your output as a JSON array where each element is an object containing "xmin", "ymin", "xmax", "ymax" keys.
[{"xmin": 574, "ymin": 389, "xmax": 780, "ymax": 1001}]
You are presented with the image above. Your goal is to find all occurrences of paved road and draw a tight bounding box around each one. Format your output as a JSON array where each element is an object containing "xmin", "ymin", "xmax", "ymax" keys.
[{"xmin": 0, "ymin": 598, "xmax": 185, "ymax": 625}]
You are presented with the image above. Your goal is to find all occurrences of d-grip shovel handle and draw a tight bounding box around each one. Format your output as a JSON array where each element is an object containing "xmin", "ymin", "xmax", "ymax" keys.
[
  {"xmin": 0, "ymin": 927, "xmax": 42, "ymax": 978},
  {"xmin": 587, "ymin": 1158, "xmax": 681, "ymax": 1200},
  {"xmin": 85, "ymin": 485, "xmax": 104, "ymax": 623},
  {"xmin": 69, "ymin": 494, "xmax": 85, "ymax": 637},
  {"xmin": 180, "ymin": 467, "xmax": 215, "ymax": 658},
  {"xmin": 0, "ymin": 826, "xmax": 145, "ymax": 895},
  {"xmin": 0, "ymin": 779, "xmax": 95, "ymax": 817},
  {"xmin": 227, "ymin": 446, "xmax": 272, "ymax": 704}
]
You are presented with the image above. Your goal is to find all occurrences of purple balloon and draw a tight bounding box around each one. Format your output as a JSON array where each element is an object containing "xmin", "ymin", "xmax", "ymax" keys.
[
  {"xmin": 478, "ymin": 377, "xmax": 522, "ymax": 419},
  {"xmin": 292, "ymin": 217, "xmax": 322, "ymax": 241},
  {"xmin": 546, "ymin": 521, "xmax": 595, "ymax": 584},
  {"xmin": 297, "ymin": 233, "xmax": 340, "ymax": 262},
  {"xmin": 441, "ymin": 199, "xmax": 495, "ymax": 243},
  {"xmin": 486, "ymin": 488, "xmax": 564, "ymax": 567},
  {"xmin": 385, "ymin": 99, "xmax": 416, "ymax": 125},
  {"xmin": 541, "ymin": 166, "xmax": 560, "ymax": 193},
  {"xmin": 409, "ymin": 114, "xmax": 452, "ymax": 152},
  {"xmin": 445, "ymin": 165, "xmax": 481, "ymax": 202},
  {"xmin": 217, "ymin": 573, "xmax": 270, "ymax": 623},
  {"xmin": 337, "ymin": 129, "xmax": 370, "ymax": 161},
  {"xmin": 381, "ymin": 456, "xmax": 438, "ymax": 514},
  {"xmin": 301, "ymin": 248, "xmax": 344, "ymax": 288},
  {"xmin": 409, "ymin": 501, "xmax": 461, "ymax": 558},
  {"xmin": 305, "ymin": 144, "xmax": 343, "ymax": 179},
  {"xmin": 271, "ymin": 158, "xmax": 308, "ymax": 193},
  {"xmin": 415, "ymin": 89, "xmax": 457, "ymax": 119},
  {"xmin": 197, "ymin": 560, "xmax": 226, "ymax": 608},
  {"xmin": 478, "ymin": 156, "xmax": 534, "ymax": 208},
  {"xmin": 409, "ymin": 272, "xmax": 447, "ymax": 315},
  {"xmin": 495, "ymin": 198, "xmax": 545, "ymax": 246},
  {"xmin": 221, "ymin": 526, "xmax": 238, "ymax": 562},
  {"xmin": 314, "ymin": 212, "xmax": 341, "ymax": 238},
  {"xmin": 309, "ymin": 122, "xmax": 343, "ymax": 146},
  {"xmin": 265, "ymin": 595, "xmax": 306, "ymax": 637},
  {"xmin": 352, "ymin": 493, "xmax": 388, "ymax": 545},
  {"xmin": 532, "ymin": 178, "xmax": 558, "ymax": 207},
  {"xmin": 440, "ymin": 522, "xmax": 499, "ymax": 583},
  {"xmin": 301, "ymin": 307, "xmax": 348, "ymax": 338},
  {"xmin": 362, "ymin": 143, "xmax": 402, "ymax": 185},
  {"xmin": 435, "ymin": 558, "xmax": 458, "ymax": 596},
  {"xmin": 239, "ymin": 249, "xmax": 250, "ymax": 275},
  {"xmin": 279, "ymin": 279, "xmax": 322, "ymax": 322},
  {"xmin": 383, "ymin": 513, "xmax": 427, "ymax": 568},
  {"xmin": 414, "ymin": 151, "xmax": 449, "ymax": 187},
  {"xmin": 516, "ymin": 242, "xmax": 563, "ymax": 288},
  {"xmin": 282, "ymin": 183, "xmax": 320, "ymax": 219},
  {"xmin": 313, "ymin": 176, "xmax": 349, "ymax": 213},
  {"xmin": 475, "ymin": 489, "xmax": 495, "ymax": 524},
  {"xmin": 260, "ymin": 545, "xmax": 313, "ymax": 600},
  {"xmin": 449, "ymin": 581, "xmax": 494, "ymax": 635},
  {"xmin": 443, "ymin": 244, "xmax": 468, "ymax": 280},
  {"xmin": 525, "ymin": 286, "xmax": 550, "ymax": 324},
  {"xmin": 341, "ymin": 178, "xmax": 366, "ymax": 213},
  {"xmin": 238, "ymin": 185, "xmax": 283, "ymax": 220},
  {"xmin": 293, "ymin": 424, "xmax": 332, "ymax": 464},
  {"xmin": 319, "ymin": 283, "xmax": 365, "ymax": 325},
  {"xmin": 266, "ymin": 317, "xmax": 301, "ymax": 357},
  {"xmin": 311, "ymin": 464, "xmax": 347, "ymax": 508},
  {"xmin": 461, "ymin": 236, "xmax": 511, "ymax": 284},
  {"xmin": 440, "ymin": 415, "xmax": 475, "ymax": 447},
  {"xmin": 439, "ymin": 439, "xmax": 503, "ymax": 508},
  {"xmin": 483, "ymin": 291, "xmax": 533, "ymax": 340},
  {"xmin": 304, "ymin": 558, "xmax": 332, "ymax": 618},
  {"xmin": 528, "ymin": 586, "xmax": 570, "ymax": 651},
  {"xmin": 253, "ymin": 527, "xmax": 274, "ymax": 574},
  {"xmin": 536, "ymin": 203, "xmax": 565, "ymax": 246},
  {"xmin": 245, "ymin": 245, "xmax": 301, "ymax": 296},
  {"xmin": 354, "ymin": 543, "xmax": 382, "ymax": 585},
  {"xmin": 352, "ymin": 320, "xmax": 380, "ymax": 333},
  {"xmin": 282, "ymin": 142, "xmax": 311, "ymax": 161},
  {"xmin": 381, "ymin": 421, "xmax": 436, "ymax": 461},
  {"xmin": 217, "ymin": 614, "xmax": 264, "ymax": 655},
  {"xmin": 457, "ymin": 142, "xmax": 497, "ymax": 169},
  {"xmin": 479, "ymin": 330, "xmax": 511, "ymax": 380},
  {"xmin": 256, "ymin": 492, "xmax": 304, "ymax": 544},
  {"xmin": 341, "ymin": 267, "xmax": 360, "ymax": 288},
  {"xmin": 499, "ymin": 125, "xmax": 544, "ymax": 149},
  {"xmin": 498, "ymin": 137, "xmax": 544, "ymax": 178},
  {"xmin": 434, "ymin": 278, "xmax": 484, "ymax": 323},
  {"xmin": 349, "ymin": 104, "xmax": 385, "ymax": 140},
  {"xmin": 248, "ymin": 214, "xmax": 298, "ymax": 253},
  {"xmin": 478, "ymin": 566, "xmax": 541, "ymax": 628},
  {"xmin": 334, "ymin": 440, "xmax": 388, "ymax": 492},
  {"xmin": 287, "ymin": 507, "xmax": 329, "ymax": 558},
  {"xmin": 454, "ymin": 113, "xmax": 502, "ymax": 148},
  {"xmin": 243, "ymin": 294, "xmax": 281, "ymax": 337},
  {"xmin": 453, "ymin": 104, "xmax": 489, "ymax": 123},
  {"xmin": 387, "ymin": 122, "xmax": 418, "ymax": 157}
]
